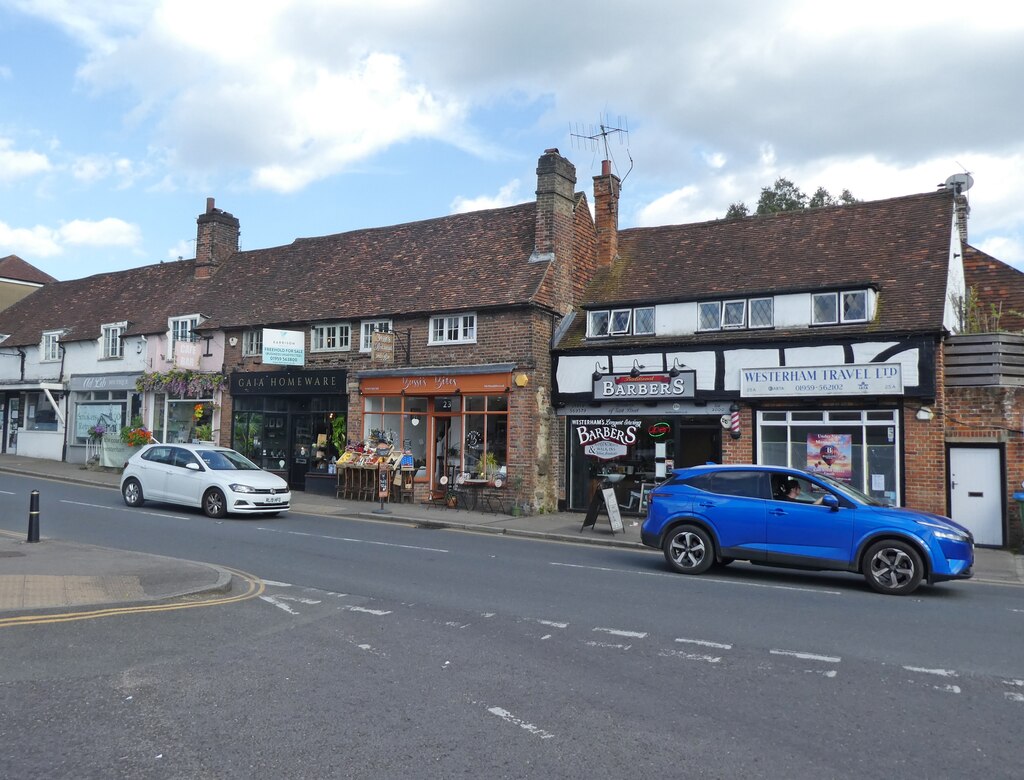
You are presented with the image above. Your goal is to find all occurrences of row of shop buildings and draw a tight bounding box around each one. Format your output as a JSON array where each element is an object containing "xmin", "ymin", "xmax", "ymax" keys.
[{"xmin": 1, "ymin": 149, "xmax": 1022, "ymax": 548}]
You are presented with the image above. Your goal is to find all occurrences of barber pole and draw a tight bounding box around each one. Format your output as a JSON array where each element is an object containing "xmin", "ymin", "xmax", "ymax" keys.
[{"xmin": 729, "ymin": 402, "xmax": 741, "ymax": 440}]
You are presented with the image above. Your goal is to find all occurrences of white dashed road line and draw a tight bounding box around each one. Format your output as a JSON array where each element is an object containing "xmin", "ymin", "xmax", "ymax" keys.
[
  {"xmin": 593, "ymin": 627, "xmax": 648, "ymax": 639},
  {"xmin": 676, "ymin": 637, "xmax": 732, "ymax": 650},
  {"xmin": 257, "ymin": 526, "xmax": 448, "ymax": 553},
  {"xmin": 339, "ymin": 605, "xmax": 391, "ymax": 616},
  {"xmin": 771, "ymin": 649, "xmax": 841, "ymax": 663},
  {"xmin": 259, "ymin": 595, "xmax": 300, "ymax": 615},
  {"xmin": 902, "ymin": 666, "xmax": 958, "ymax": 677},
  {"xmin": 486, "ymin": 706, "xmax": 555, "ymax": 740},
  {"xmin": 550, "ymin": 562, "xmax": 842, "ymax": 594}
]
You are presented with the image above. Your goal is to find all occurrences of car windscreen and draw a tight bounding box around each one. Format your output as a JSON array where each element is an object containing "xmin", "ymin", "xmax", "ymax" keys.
[{"xmin": 198, "ymin": 450, "xmax": 261, "ymax": 471}]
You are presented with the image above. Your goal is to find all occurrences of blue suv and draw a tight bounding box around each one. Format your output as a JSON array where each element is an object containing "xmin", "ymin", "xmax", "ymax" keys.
[{"xmin": 641, "ymin": 464, "xmax": 974, "ymax": 595}]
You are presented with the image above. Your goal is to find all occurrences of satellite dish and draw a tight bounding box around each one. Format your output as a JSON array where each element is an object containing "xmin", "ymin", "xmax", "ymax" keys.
[{"xmin": 944, "ymin": 173, "xmax": 974, "ymax": 194}]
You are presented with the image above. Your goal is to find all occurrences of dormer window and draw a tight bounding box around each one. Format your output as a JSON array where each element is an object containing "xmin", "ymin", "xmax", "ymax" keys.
[
  {"xmin": 609, "ymin": 309, "xmax": 632, "ymax": 335},
  {"xmin": 697, "ymin": 302, "xmax": 721, "ymax": 331},
  {"xmin": 812, "ymin": 290, "xmax": 870, "ymax": 325},
  {"xmin": 101, "ymin": 322, "xmax": 126, "ymax": 359},
  {"xmin": 42, "ymin": 330, "xmax": 61, "ymax": 362},
  {"xmin": 587, "ymin": 310, "xmax": 610, "ymax": 338},
  {"xmin": 722, "ymin": 300, "xmax": 746, "ymax": 329},
  {"xmin": 169, "ymin": 315, "xmax": 199, "ymax": 356},
  {"xmin": 634, "ymin": 307, "xmax": 655, "ymax": 335}
]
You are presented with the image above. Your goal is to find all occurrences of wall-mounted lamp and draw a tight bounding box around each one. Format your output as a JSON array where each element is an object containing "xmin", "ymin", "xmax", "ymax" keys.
[
  {"xmin": 668, "ymin": 358, "xmax": 684, "ymax": 378},
  {"xmin": 916, "ymin": 406, "xmax": 935, "ymax": 422},
  {"xmin": 592, "ymin": 361, "xmax": 607, "ymax": 381},
  {"xmin": 630, "ymin": 359, "xmax": 646, "ymax": 378}
]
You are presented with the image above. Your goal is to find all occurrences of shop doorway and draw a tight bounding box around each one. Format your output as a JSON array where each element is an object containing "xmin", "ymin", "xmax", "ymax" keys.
[{"xmin": 432, "ymin": 414, "xmax": 462, "ymax": 492}]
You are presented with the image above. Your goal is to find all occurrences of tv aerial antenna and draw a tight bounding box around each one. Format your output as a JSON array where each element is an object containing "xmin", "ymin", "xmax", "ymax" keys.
[{"xmin": 570, "ymin": 114, "xmax": 633, "ymax": 183}]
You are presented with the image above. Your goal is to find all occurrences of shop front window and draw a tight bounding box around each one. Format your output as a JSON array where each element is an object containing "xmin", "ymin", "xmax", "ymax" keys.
[
  {"xmin": 25, "ymin": 392, "xmax": 61, "ymax": 431},
  {"xmin": 757, "ymin": 409, "xmax": 899, "ymax": 504},
  {"xmin": 73, "ymin": 390, "xmax": 135, "ymax": 444}
]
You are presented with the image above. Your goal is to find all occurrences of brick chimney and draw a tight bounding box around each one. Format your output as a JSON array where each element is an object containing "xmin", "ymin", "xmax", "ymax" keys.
[
  {"xmin": 531, "ymin": 149, "xmax": 577, "ymax": 263},
  {"xmin": 593, "ymin": 159, "xmax": 620, "ymax": 267},
  {"xmin": 194, "ymin": 197, "xmax": 240, "ymax": 280}
]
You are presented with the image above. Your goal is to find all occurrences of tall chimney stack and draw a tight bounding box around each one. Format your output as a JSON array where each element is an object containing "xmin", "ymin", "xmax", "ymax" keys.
[
  {"xmin": 194, "ymin": 197, "xmax": 240, "ymax": 280},
  {"xmin": 531, "ymin": 149, "xmax": 577, "ymax": 263},
  {"xmin": 593, "ymin": 159, "xmax": 620, "ymax": 267}
]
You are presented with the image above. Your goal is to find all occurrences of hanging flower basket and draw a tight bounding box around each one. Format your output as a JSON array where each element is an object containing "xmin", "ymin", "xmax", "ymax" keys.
[{"xmin": 135, "ymin": 370, "xmax": 225, "ymax": 398}]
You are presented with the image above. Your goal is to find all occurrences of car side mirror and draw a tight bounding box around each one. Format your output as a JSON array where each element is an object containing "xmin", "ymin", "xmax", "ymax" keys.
[
  {"xmin": 822, "ymin": 493, "xmax": 839, "ymax": 511},
  {"xmin": 185, "ymin": 462, "xmax": 202, "ymax": 471}
]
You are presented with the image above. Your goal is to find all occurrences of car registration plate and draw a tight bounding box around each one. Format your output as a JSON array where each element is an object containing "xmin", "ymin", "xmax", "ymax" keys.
[{"xmin": 266, "ymin": 495, "xmax": 282, "ymax": 504}]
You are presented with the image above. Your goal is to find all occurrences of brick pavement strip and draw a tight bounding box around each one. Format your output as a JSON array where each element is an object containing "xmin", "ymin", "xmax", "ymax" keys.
[{"xmin": 0, "ymin": 575, "xmax": 144, "ymax": 610}]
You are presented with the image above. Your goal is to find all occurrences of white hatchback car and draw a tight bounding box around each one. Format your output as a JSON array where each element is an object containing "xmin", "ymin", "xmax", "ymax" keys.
[{"xmin": 121, "ymin": 443, "xmax": 291, "ymax": 518}]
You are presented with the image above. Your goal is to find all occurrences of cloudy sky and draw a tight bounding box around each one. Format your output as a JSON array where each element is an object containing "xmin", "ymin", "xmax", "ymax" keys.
[{"xmin": 2, "ymin": 0, "xmax": 1023, "ymax": 281}]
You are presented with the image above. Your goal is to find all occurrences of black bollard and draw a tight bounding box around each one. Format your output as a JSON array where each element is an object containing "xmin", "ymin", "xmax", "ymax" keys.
[{"xmin": 27, "ymin": 490, "xmax": 40, "ymax": 543}]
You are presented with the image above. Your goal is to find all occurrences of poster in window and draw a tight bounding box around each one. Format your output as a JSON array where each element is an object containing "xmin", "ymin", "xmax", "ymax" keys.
[{"xmin": 806, "ymin": 433, "xmax": 852, "ymax": 481}]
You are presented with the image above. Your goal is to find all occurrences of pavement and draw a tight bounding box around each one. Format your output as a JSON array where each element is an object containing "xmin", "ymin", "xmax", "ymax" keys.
[{"xmin": 1, "ymin": 452, "xmax": 1021, "ymax": 615}]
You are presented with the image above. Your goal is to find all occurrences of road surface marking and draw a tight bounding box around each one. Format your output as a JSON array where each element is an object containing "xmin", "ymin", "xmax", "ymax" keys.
[
  {"xmin": 262, "ymin": 580, "xmax": 292, "ymax": 587},
  {"xmin": 934, "ymin": 684, "xmax": 961, "ymax": 694},
  {"xmin": 676, "ymin": 638, "xmax": 732, "ymax": 650},
  {"xmin": 0, "ymin": 490, "xmax": 14, "ymax": 495},
  {"xmin": 771, "ymin": 649, "xmax": 841, "ymax": 663},
  {"xmin": 531, "ymin": 619, "xmax": 568, "ymax": 629},
  {"xmin": 257, "ymin": 526, "xmax": 448, "ymax": 553},
  {"xmin": 60, "ymin": 499, "xmax": 190, "ymax": 520},
  {"xmin": 339, "ymin": 605, "xmax": 391, "ymax": 616},
  {"xmin": 259, "ymin": 595, "xmax": 299, "ymax": 615},
  {"xmin": 541, "ymin": 634, "xmax": 552, "ymax": 640},
  {"xmin": 585, "ymin": 640, "xmax": 632, "ymax": 650},
  {"xmin": 659, "ymin": 649, "xmax": 722, "ymax": 663},
  {"xmin": 805, "ymin": 669, "xmax": 838, "ymax": 678},
  {"xmin": 550, "ymin": 562, "xmax": 842, "ymax": 594},
  {"xmin": 594, "ymin": 627, "xmax": 647, "ymax": 638},
  {"xmin": 486, "ymin": 706, "xmax": 555, "ymax": 740},
  {"xmin": 274, "ymin": 595, "xmax": 321, "ymax": 605},
  {"xmin": 903, "ymin": 666, "xmax": 957, "ymax": 677},
  {"xmin": 1005, "ymin": 692, "xmax": 1024, "ymax": 702}
]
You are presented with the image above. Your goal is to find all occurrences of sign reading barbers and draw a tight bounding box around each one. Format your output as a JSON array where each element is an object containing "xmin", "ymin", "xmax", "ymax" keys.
[
  {"xmin": 575, "ymin": 418, "xmax": 641, "ymax": 460},
  {"xmin": 592, "ymin": 372, "xmax": 694, "ymax": 400}
]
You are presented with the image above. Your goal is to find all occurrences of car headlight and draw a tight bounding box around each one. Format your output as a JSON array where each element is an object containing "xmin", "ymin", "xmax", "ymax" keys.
[
  {"xmin": 932, "ymin": 529, "xmax": 968, "ymax": 542},
  {"xmin": 229, "ymin": 483, "xmax": 257, "ymax": 493}
]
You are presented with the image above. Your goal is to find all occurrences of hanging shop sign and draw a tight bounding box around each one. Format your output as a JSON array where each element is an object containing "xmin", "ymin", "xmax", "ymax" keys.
[
  {"xmin": 574, "ymin": 418, "xmax": 641, "ymax": 461},
  {"xmin": 557, "ymin": 401, "xmax": 731, "ymax": 417},
  {"xmin": 592, "ymin": 372, "xmax": 694, "ymax": 400},
  {"xmin": 230, "ymin": 368, "xmax": 347, "ymax": 395},
  {"xmin": 740, "ymin": 363, "xmax": 903, "ymax": 398},
  {"xmin": 262, "ymin": 329, "xmax": 305, "ymax": 366}
]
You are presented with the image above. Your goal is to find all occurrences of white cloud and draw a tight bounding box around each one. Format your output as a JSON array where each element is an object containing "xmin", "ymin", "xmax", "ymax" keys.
[
  {"xmin": 58, "ymin": 217, "xmax": 141, "ymax": 248},
  {"xmin": 0, "ymin": 221, "xmax": 62, "ymax": 257},
  {"xmin": 450, "ymin": 180, "xmax": 522, "ymax": 214},
  {"xmin": 166, "ymin": 239, "xmax": 193, "ymax": 262},
  {"xmin": 0, "ymin": 138, "xmax": 52, "ymax": 181}
]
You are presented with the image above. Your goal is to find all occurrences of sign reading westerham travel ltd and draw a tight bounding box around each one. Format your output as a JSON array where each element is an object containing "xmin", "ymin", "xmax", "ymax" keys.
[
  {"xmin": 740, "ymin": 363, "xmax": 903, "ymax": 398},
  {"xmin": 592, "ymin": 372, "xmax": 694, "ymax": 400},
  {"xmin": 262, "ymin": 328, "xmax": 305, "ymax": 366}
]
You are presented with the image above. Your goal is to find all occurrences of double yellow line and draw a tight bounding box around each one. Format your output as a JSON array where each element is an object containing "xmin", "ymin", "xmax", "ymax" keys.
[{"xmin": 0, "ymin": 565, "xmax": 265, "ymax": 628}]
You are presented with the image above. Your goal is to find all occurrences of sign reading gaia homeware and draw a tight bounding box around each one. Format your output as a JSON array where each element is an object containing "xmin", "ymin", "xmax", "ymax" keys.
[
  {"xmin": 740, "ymin": 363, "xmax": 903, "ymax": 398},
  {"xmin": 592, "ymin": 372, "xmax": 694, "ymax": 400},
  {"xmin": 574, "ymin": 418, "xmax": 641, "ymax": 460},
  {"xmin": 262, "ymin": 329, "xmax": 305, "ymax": 366}
]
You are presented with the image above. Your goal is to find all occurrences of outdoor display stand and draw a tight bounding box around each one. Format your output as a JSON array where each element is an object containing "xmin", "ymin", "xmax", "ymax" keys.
[{"xmin": 579, "ymin": 479, "xmax": 624, "ymax": 534}]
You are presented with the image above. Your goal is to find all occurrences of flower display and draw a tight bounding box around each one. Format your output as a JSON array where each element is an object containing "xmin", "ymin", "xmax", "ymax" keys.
[
  {"xmin": 135, "ymin": 370, "xmax": 225, "ymax": 398},
  {"xmin": 194, "ymin": 403, "xmax": 205, "ymax": 421},
  {"xmin": 87, "ymin": 424, "xmax": 107, "ymax": 441},
  {"xmin": 120, "ymin": 425, "xmax": 153, "ymax": 447}
]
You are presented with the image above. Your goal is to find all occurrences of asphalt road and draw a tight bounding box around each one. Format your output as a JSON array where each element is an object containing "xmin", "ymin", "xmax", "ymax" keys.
[{"xmin": 1, "ymin": 474, "xmax": 1021, "ymax": 778}]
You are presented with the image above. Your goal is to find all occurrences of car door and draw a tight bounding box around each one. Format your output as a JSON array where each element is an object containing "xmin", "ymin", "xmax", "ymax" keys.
[
  {"xmin": 136, "ymin": 445, "xmax": 175, "ymax": 501},
  {"xmin": 693, "ymin": 470, "xmax": 768, "ymax": 560},
  {"xmin": 766, "ymin": 475, "xmax": 854, "ymax": 565},
  {"xmin": 163, "ymin": 447, "xmax": 207, "ymax": 507}
]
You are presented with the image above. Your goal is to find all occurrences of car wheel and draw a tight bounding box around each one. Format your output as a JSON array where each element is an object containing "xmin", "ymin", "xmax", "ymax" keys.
[
  {"xmin": 122, "ymin": 478, "xmax": 144, "ymax": 507},
  {"xmin": 663, "ymin": 524, "xmax": 714, "ymax": 575},
  {"xmin": 863, "ymin": 540, "xmax": 923, "ymax": 595},
  {"xmin": 203, "ymin": 488, "xmax": 228, "ymax": 519}
]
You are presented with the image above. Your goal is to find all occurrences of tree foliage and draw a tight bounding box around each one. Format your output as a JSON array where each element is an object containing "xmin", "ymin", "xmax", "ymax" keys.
[{"xmin": 725, "ymin": 177, "xmax": 860, "ymax": 218}]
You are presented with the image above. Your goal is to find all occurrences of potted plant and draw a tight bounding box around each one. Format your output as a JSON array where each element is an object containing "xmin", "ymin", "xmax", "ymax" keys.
[
  {"xmin": 478, "ymin": 451, "xmax": 498, "ymax": 480},
  {"xmin": 195, "ymin": 423, "xmax": 213, "ymax": 443}
]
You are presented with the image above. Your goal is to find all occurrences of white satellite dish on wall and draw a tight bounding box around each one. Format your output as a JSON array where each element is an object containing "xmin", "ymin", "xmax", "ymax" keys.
[{"xmin": 944, "ymin": 173, "xmax": 974, "ymax": 194}]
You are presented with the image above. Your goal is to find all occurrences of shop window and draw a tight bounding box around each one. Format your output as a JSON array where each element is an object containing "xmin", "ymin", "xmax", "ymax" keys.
[
  {"xmin": 430, "ymin": 314, "xmax": 476, "ymax": 344},
  {"xmin": 311, "ymin": 323, "xmax": 350, "ymax": 352},
  {"xmin": 811, "ymin": 293, "xmax": 839, "ymax": 325},
  {"xmin": 749, "ymin": 297, "xmax": 774, "ymax": 329},
  {"xmin": 609, "ymin": 309, "xmax": 632, "ymax": 335},
  {"xmin": 360, "ymin": 320, "xmax": 392, "ymax": 352},
  {"xmin": 101, "ymin": 322, "xmax": 125, "ymax": 359},
  {"xmin": 634, "ymin": 307, "xmax": 655, "ymax": 335},
  {"xmin": 42, "ymin": 331, "xmax": 61, "ymax": 362},
  {"xmin": 242, "ymin": 329, "xmax": 263, "ymax": 356},
  {"xmin": 698, "ymin": 302, "xmax": 721, "ymax": 331},
  {"xmin": 587, "ymin": 310, "xmax": 610, "ymax": 338},
  {"xmin": 26, "ymin": 392, "xmax": 61, "ymax": 431},
  {"xmin": 722, "ymin": 300, "xmax": 746, "ymax": 329}
]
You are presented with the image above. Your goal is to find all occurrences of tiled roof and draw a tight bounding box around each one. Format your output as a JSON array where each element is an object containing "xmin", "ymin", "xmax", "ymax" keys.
[
  {"xmin": 0, "ymin": 260, "xmax": 210, "ymax": 346},
  {"xmin": 196, "ymin": 204, "xmax": 547, "ymax": 329},
  {"xmin": 0, "ymin": 254, "xmax": 57, "ymax": 284},
  {"xmin": 559, "ymin": 190, "xmax": 957, "ymax": 349},
  {"xmin": 963, "ymin": 245, "xmax": 1024, "ymax": 332}
]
